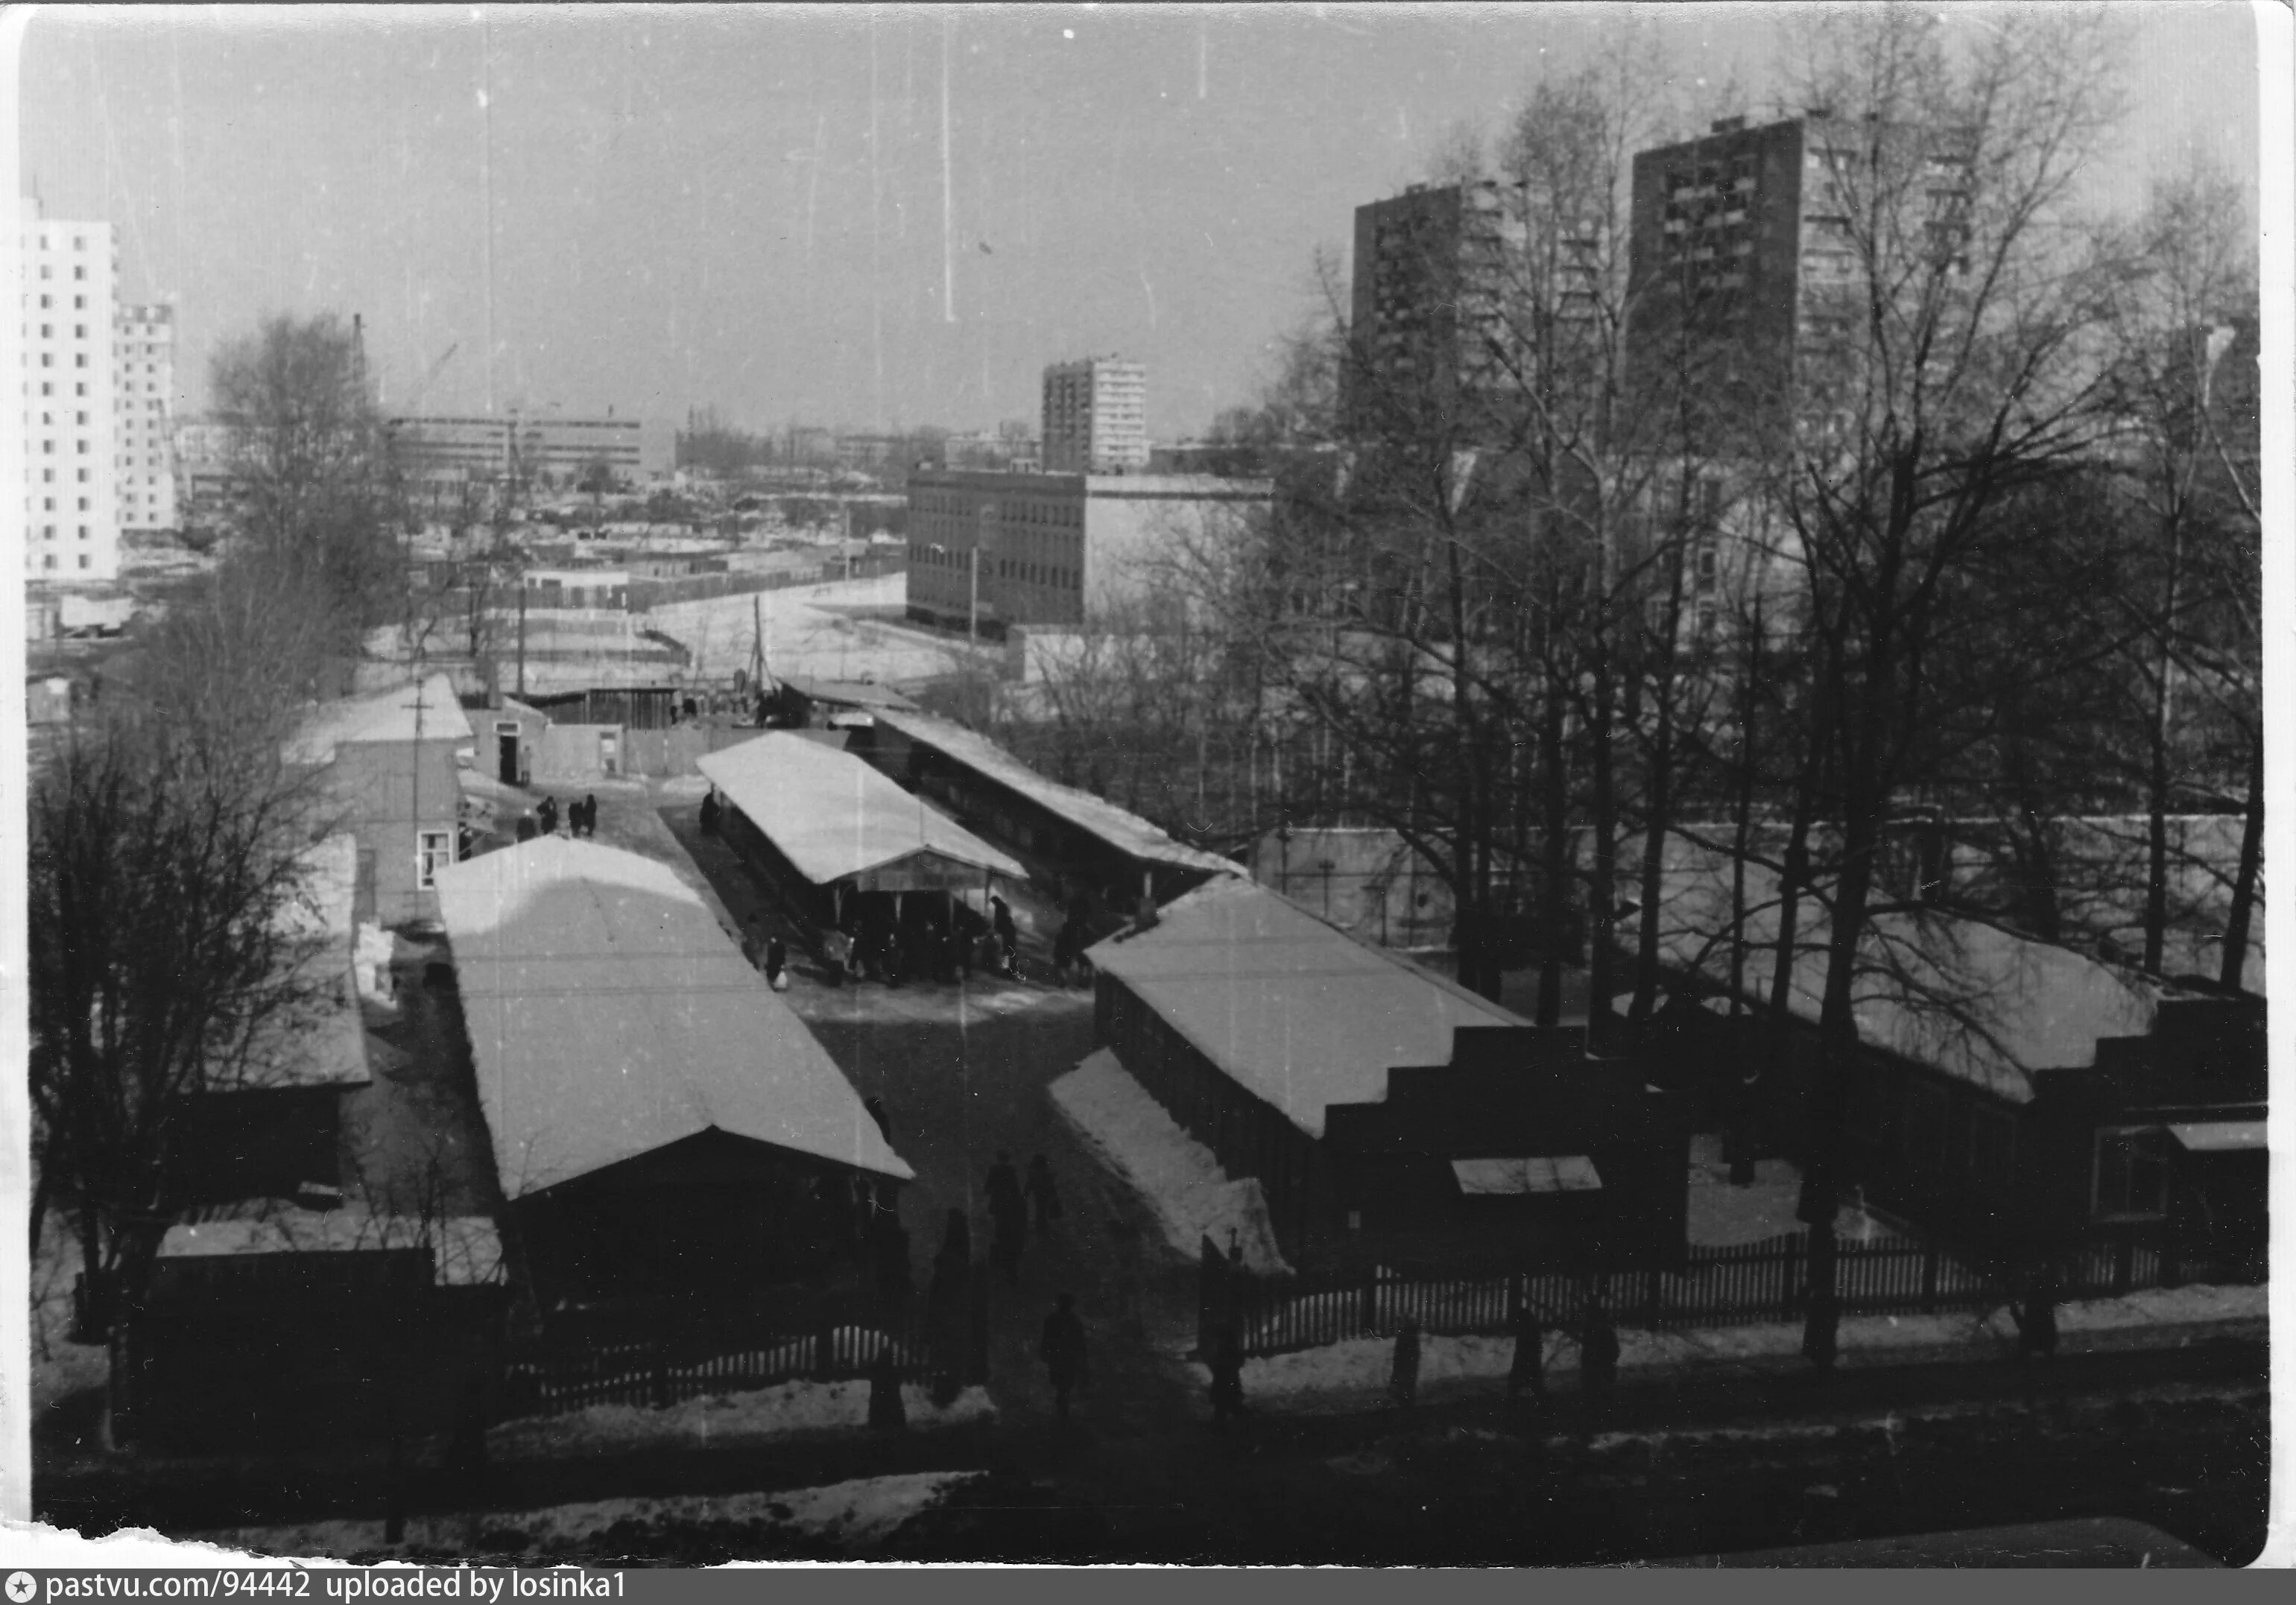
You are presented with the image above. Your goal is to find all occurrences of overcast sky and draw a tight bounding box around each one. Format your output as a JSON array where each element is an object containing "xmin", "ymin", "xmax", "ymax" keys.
[{"xmin": 17, "ymin": 2, "xmax": 2264, "ymax": 440}]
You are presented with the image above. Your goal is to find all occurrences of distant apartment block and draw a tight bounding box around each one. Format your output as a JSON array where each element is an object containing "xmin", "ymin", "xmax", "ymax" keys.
[
  {"xmin": 904, "ymin": 470, "xmax": 1269, "ymax": 634},
  {"xmin": 1344, "ymin": 180, "xmax": 1527, "ymax": 442},
  {"xmin": 1041, "ymin": 358, "xmax": 1149, "ymax": 474},
  {"xmin": 15, "ymin": 197, "xmax": 122, "ymax": 583},
  {"xmin": 116, "ymin": 302, "xmax": 177, "ymax": 533},
  {"xmin": 387, "ymin": 411, "xmax": 672, "ymax": 507}
]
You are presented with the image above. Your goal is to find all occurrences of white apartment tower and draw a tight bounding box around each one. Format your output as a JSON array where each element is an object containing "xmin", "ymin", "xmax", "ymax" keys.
[
  {"xmin": 16, "ymin": 198, "xmax": 121, "ymax": 583},
  {"xmin": 1040, "ymin": 357, "xmax": 1148, "ymax": 474},
  {"xmin": 115, "ymin": 303, "xmax": 177, "ymax": 533}
]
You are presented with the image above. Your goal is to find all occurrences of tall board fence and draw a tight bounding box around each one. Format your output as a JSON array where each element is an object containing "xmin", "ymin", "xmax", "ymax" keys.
[{"xmin": 1200, "ymin": 1223, "xmax": 2200, "ymax": 1360}]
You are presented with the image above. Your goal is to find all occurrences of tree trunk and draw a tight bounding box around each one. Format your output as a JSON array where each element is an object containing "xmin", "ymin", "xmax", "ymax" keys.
[
  {"xmin": 1586, "ymin": 634, "xmax": 1619, "ymax": 1051},
  {"xmin": 1536, "ymin": 662, "xmax": 1569, "ymax": 1026},
  {"xmin": 2218, "ymin": 728, "xmax": 2264, "ymax": 993}
]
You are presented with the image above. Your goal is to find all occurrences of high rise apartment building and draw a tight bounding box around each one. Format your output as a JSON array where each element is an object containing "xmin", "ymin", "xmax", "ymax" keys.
[
  {"xmin": 1343, "ymin": 180, "xmax": 1527, "ymax": 441},
  {"xmin": 1625, "ymin": 113, "xmax": 1973, "ymax": 426},
  {"xmin": 116, "ymin": 303, "xmax": 177, "ymax": 533},
  {"xmin": 16, "ymin": 198, "xmax": 121, "ymax": 583},
  {"xmin": 1040, "ymin": 358, "xmax": 1148, "ymax": 474}
]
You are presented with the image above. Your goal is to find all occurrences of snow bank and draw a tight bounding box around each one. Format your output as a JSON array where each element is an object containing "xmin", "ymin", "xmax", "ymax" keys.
[
  {"xmin": 1183, "ymin": 1281, "xmax": 2268, "ymax": 1407},
  {"xmin": 1050, "ymin": 1049, "xmax": 1291, "ymax": 1275},
  {"xmin": 487, "ymin": 1379, "xmax": 996, "ymax": 1462},
  {"xmin": 1683, "ymin": 1137, "xmax": 1890, "ymax": 1248},
  {"xmin": 195, "ymin": 1471, "xmax": 985, "ymax": 1560}
]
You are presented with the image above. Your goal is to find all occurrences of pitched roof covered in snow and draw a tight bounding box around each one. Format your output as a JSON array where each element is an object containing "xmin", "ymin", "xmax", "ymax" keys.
[
  {"xmin": 697, "ymin": 731, "xmax": 1025, "ymax": 887},
  {"xmin": 1085, "ymin": 876, "xmax": 1525, "ymax": 1139},
  {"xmin": 1652, "ymin": 842, "xmax": 2162, "ymax": 1104},
  {"xmin": 870, "ymin": 709, "xmax": 1245, "ymax": 880},
  {"xmin": 232, "ymin": 938, "xmax": 375, "ymax": 1092},
  {"xmin": 285, "ymin": 673, "xmax": 475, "ymax": 766},
  {"xmin": 778, "ymin": 676, "xmax": 920, "ymax": 712},
  {"xmin": 432, "ymin": 836, "xmax": 912, "ymax": 1197}
]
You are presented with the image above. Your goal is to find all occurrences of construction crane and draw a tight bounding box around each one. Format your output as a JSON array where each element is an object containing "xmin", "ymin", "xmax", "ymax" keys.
[{"xmin": 402, "ymin": 342, "xmax": 459, "ymax": 412}]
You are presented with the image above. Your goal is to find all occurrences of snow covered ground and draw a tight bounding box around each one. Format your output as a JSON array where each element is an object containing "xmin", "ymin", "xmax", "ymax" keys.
[
  {"xmin": 648, "ymin": 573, "xmax": 986, "ymax": 685},
  {"xmin": 1050, "ymin": 1049, "xmax": 1291, "ymax": 1275},
  {"xmin": 487, "ymin": 1378, "xmax": 996, "ymax": 1463},
  {"xmin": 187, "ymin": 1470, "xmax": 987, "ymax": 1561},
  {"xmin": 1179, "ymin": 1282, "xmax": 2269, "ymax": 1412}
]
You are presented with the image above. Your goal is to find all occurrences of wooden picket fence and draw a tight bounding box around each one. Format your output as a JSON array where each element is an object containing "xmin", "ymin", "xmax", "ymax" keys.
[
  {"xmin": 499, "ymin": 1280, "xmax": 987, "ymax": 1422},
  {"xmin": 1202, "ymin": 1224, "xmax": 2196, "ymax": 1361}
]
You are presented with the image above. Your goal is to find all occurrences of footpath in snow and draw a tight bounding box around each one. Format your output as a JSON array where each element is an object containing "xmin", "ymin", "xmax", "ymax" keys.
[
  {"xmin": 1182, "ymin": 1282, "xmax": 2268, "ymax": 1414},
  {"xmin": 186, "ymin": 1469, "xmax": 987, "ymax": 1561},
  {"xmin": 487, "ymin": 1379, "xmax": 997, "ymax": 1463},
  {"xmin": 1050, "ymin": 1049, "xmax": 1291, "ymax": 1275}
]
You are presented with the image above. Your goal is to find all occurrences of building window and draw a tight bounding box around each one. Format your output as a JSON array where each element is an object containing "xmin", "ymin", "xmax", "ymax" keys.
[
  {"xmin": 78, "ymin": 554, "xmax": 89, "ymax": 570},
  {"xmin": 2093, "ymin": 1127, "xmax": 2173, "ymax": 1220},
  {"xmin": 417, "ymin": 830, "xmax": 454, "ymax": 890}
]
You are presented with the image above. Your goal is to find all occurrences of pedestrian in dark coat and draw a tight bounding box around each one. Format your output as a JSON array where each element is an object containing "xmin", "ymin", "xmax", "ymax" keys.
[
  {"xmin": 765, "ymin": 936, "xmax": 789, "ymax": 990},
  {"xmin": 2012, "ymin": 1267, "xmax": 2059, "ymax": 1362},
  {"xmin": 581, "ymin": 793, "xmax": 599, "ymax": 837},
  {"xmin": 1040, "ymin": 1293, "xmax": 1087, "ymax": 1423},
  {"xmin": 699, "ymin": 789, "xmax": 721, "ymax": 835},
  {"xmin": 1508, "ymin": 1304, "xmax": 1547, "ymax": 1405},
  {"xmin": 741, "ymin": 915, "xmax": 768, "ymax": 972},
  {"xmin": 536, "ymin": 796, "xmax": 558, "ymax": 837},
  {"xmin": 990, "ymin": 896, "xmax": 1019, "ymax": 975},
  {"xmin": 1208, "ymin": 1322, "xmax": 1247, "ymax": 1429},
  {"xmin": 1581, "ymin": 1302, "xmax": 1620, "ymax": 1400},
  {"xmin": 864, "ymin": 1096, "xmax": 894, "ymax": 1145},
  {"xmin": 1025, "ymin": 1153, "xmax": 1063, "ymax": 1234},
  {"xmin": 1389, "ymin": 1317, "xmax": 1422, "ymax": 1410}
]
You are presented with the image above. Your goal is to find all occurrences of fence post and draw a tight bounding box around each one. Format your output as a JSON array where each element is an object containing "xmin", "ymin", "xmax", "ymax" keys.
[
  {"xmin": 2113, "ymin": 1229, "xmax": 2134, "ymax": 1297},
  {"xmin": 1781, "ymin": 1234, "xmax": 1802, "ymax": 1321},
  {"xmin": 1920, "ymin": 1241, "xmax": 1941, "ymax": 1314},
  {"xmin": 1362, "ymin": 1265, "xmax": 1381, "ymax": 1332}
]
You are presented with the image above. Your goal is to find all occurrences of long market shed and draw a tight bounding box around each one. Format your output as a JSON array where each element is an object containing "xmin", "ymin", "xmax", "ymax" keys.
[
  {"xmin": 1087, "ymin": 876, "xmax": 1692, "ymax": 1270},
  {"xmin": 862, "ymin": 708, "xmax": 1243, "ymax": 917},
  {"xmin": 432, "ymin": 836, "xmax": 912, "ymax": 1308},
  {"xmin": 698, "ymin": 731, "xmax": 1025, "ymax": 931}
]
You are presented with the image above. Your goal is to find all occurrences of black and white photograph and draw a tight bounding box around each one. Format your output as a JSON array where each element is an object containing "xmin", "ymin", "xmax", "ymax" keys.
[{"xmin": 7, "ymin": 1, "xmax": 2281, "ymax": 1570}]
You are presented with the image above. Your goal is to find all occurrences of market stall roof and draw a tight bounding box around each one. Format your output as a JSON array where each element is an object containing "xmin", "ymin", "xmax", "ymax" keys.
[
  {"xmin": 285, "ymin": 672, "xmax": 473, "ymax": 765},
  {"xmin": 432, "ymin": 836, "xmax": 912, "ymax": 1198},
  {"xmin": 1086, "ymin": 876, "xmax": 1524, "ymax": 1140},
  {"xmin": 777, "ymin": 676, "xmax": 920, "ymax": 712},
  {"xmin": 1649, "ymin": 841, "xmax": 2162, "ymax": 1104},
  {"xmin": 2167, "ymin": 1119, "xmax": 2266, "ymax": 1153},
  {"xmin": 698, "ymin": 731, "xmax": 1024, "ymax": 890},
  {"xmin": 159, "ymin": 1203, "xmax": 505, "ymax": 1287},
  {"xmin": 871, "ymin": 709, "xmax": 1244, "ymax": 881}
]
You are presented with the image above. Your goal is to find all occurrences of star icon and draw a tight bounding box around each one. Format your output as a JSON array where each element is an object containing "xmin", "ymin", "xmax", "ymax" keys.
[{"xmin": 7, "ymin": 1571, "xmax": 37, "ymax": 1604}]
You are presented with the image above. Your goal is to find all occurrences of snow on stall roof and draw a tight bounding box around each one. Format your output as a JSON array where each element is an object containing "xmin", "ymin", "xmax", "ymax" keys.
[
  {"xmin": 159, "ymin": 1203, "xmax": 505, "ymax": 1286},
  {"xmin": 431, "ymin": 836, "xmax": 912, "ymax": 1197},
  {"xmin": 697, "ymin": 731, "xmax": 1025, "ymax": 887},
  {"xmin": 1085, "ymin": 877, "xmax": 1524, "ymax": 1139},
  {"xmin": 779, "ymin": 675, "xmax": 920, "ymax": 712},
  {"xmin": 285, "ymin": 672, "xmax": 474, "ymax": 765},
  {"xmin": 234, "ymin": 938, "xmax": 373, "ymax": 1091},
  {"xmin": 870, "ymin": 709, "xmax": 1245, "ymax": 880},
  {"xmin": 1652, "ymin": 841, "xmax": 2161, "ymax": 1104}
]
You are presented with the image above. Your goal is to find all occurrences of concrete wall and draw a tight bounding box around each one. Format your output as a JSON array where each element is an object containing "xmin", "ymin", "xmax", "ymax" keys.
[{"xmin": 534, "ymin": 723, "xmax": 627, "ymax": 782}]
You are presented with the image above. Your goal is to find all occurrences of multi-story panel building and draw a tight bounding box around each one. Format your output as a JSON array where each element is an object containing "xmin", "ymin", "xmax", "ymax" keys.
[
  {"xmin": 385, "ymin": 411, "xmax": 670, "ymax": 510},
  {"xmin": 115, "ymin": 302, "xmax": 178, "ymax": 533},
  {"xmin": 904, "ymin": 470, "xmax": 1270, "ymax": 634},
  {"xmin": 16, "ymin": 199, "xmax": 121, "ymax": 583},
  {"xmin": 1625, "ymin": 113, "xmax": 1973, "ymax": 429},
  {"xmin": 1040, "ymin": 358, "xmax": 1149, "ymax": 474},
  {"xmin": 1343, "ymin": 180, "xmax": 1527, "ymax": 443}
]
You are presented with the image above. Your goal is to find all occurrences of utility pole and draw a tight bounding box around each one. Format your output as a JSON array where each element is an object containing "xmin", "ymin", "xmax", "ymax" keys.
[
  {"xmin": 968, "ymin": 545, "xmax": 979, "ymax": 648},
  {"xmin": 515, "ymin": 578, "xmax": 527, "ymax": 700}
]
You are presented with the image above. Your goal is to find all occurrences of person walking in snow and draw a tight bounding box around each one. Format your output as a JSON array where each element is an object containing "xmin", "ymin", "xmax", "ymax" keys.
[
  {"xmin": 864, "ymin": 1095, "xmax": 894, "ymax": 1145},
  {"xmin": 1024, "ymin": 1153, "xmax": 1063, "ymax": 1235},
  {"xmin": 1208, "ymin": 1321, "xmax": 1248, "ymax": 1430},
  {"xmin": 580, "ymin": 792, "xmax": 599, "ymax": 838},
  {"xmin": 765, "ymin": 936, "xmax": 790, "ymax": 991},
  {"xmin": 536, "ymin": 796, "xmax": 558, "ymax": 837},
  {"xmin": 990, "ymin": 896, "xmax": 1019, "ymax": 978},
  {"xmin": 699, "ymin": 788, "xmax": 721, "ymax": 835},
  {"xmin": 1040, "ymin": 1293, "xmax": 1088, "ymax": 1425},
  {"xmin": 1388, "ymin": 1317, "xmax": 1422, "ymax": 1411}
]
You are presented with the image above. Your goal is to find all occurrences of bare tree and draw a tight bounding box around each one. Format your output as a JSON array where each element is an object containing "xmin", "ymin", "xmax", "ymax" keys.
[{"xmin": 1758, "ymin": 6, "xmax": 2129, "ymax": 1367}]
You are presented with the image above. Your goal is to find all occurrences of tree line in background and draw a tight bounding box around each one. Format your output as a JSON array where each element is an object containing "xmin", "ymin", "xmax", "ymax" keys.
[{"xmin": 991, "ymin": 8, "xmax": 2261, "ymax": 1367}]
